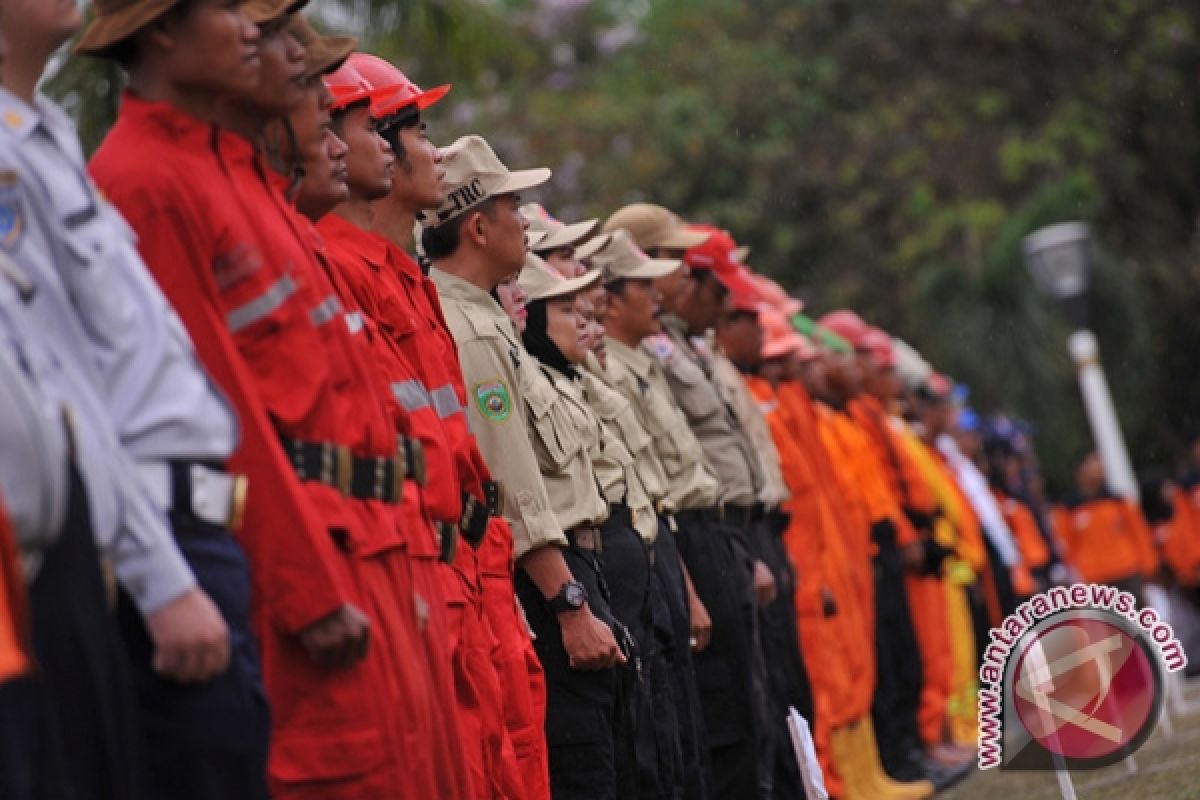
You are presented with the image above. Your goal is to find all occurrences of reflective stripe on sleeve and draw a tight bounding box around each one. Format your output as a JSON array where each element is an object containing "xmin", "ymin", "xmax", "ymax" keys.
[
  {"xmin": 309, "ymin": 295, "xmax": 342, "ymax": 327},
  {"xmin": 430, "ymin": 385, "xmax": 463, "ymax": 420},
  {"xmin": 226, "ymin": 275, "xmax": 298, "ymax": 332},
  {"xmin": 392, "ymin": 379, "xmax": 431, "ymax": 412}
]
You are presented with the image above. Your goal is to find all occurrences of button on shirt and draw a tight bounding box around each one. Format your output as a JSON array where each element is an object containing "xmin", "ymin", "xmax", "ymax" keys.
[
  {"xmin": 0, "ymin": 159, "xmax": 194, "ymax": 612},
  {"xmin": 652, "ymin": 316, "xmax": 759, "ymax": 506},
  {"xmin": 431, "ymin": 267, "xmax": 566, "ymax": 558},
  {"xmin": 0, "ymin": 89, "xmax": 236, "ymax": 466},
  {"xmin": 603, "ymin": 336, "xmax": 718, "ymax": 512}
]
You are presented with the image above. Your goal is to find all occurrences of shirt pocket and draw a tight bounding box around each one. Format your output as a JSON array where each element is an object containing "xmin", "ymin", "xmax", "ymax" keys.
[
  {"xmin": 525, "ymin": 377, "xmax": 581, "ymax": 474},
  {"xmin": 670, "ymin": 357, "xmax": 723, "ymax": 424}
]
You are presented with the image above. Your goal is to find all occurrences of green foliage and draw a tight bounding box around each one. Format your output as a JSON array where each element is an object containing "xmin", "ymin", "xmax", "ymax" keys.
[{"xmin": 45, "ymin": 0, "xmax": 1200, "ymax": 490}]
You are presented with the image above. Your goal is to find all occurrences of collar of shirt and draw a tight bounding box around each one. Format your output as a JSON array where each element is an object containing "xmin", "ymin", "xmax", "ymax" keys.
[
  {"xmin": 381, "ymin": 238, "xmax": 423, "ymax": 282},
  {"xmin": 605, "ymin": 335, "xmax": 654, "ymax": 379},
  {"xmin": 430, "ymin": 266, "xmax": 501, "ymax": 313},
  {"xmin": 318, "ymin": 212, "xmax": 390, "ymax": 270},
  {"xmin": 659, "ymin": 312, "xmax": 688, "ymax": 339},
  {"xmin": 114, "ymin": 90, "xmax": 217, "ymax": 152},
  {"xmin": 0, "ymin": 89, "xmax": 78, "ymax": 156}
]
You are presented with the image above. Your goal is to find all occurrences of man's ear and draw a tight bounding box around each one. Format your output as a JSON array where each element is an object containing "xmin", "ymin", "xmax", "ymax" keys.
[{"xmin": 458, "ymin": 209, "xmax": 487, "ymax": 249}]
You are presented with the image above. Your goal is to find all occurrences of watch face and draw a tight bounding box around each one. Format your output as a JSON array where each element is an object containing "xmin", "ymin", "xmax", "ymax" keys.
[{"xmin": 565, "ymin": 582, "xmax": 586, "ymax": 607}]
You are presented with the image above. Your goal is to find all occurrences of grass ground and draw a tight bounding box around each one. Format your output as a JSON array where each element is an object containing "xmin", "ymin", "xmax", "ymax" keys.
[{"xmin": 937, "ymin": 677, "xmax": 1200, "ymax": 800}]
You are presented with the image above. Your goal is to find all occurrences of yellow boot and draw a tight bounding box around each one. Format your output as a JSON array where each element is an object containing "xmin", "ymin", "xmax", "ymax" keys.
[
  {"xmin": 852, "ymin": 718, "xmax": 935, "ymax": 799},
  {"xmin": 830, "ymin": 724, "xmax": 876, "ymax": 800}
]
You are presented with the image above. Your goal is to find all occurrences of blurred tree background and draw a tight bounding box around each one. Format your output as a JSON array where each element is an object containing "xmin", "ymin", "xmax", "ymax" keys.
[{"xmin": 49, "ymin": 0, "xmax": 1200, "ymax": 494}]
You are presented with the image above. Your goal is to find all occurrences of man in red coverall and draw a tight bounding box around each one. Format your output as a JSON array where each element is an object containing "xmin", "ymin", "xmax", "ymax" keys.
[{"xmin": 85, "ymin": 3, "xmax": 446, "ymax": 797}]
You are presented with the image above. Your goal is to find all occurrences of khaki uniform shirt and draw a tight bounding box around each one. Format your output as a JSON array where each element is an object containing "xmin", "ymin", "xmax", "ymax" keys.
[
  {"xmin": 583, "ymin": 353, "xmax": 660, "ymax": 543},
  {"xmin": 604, "ymin": 335, "xmax": 719, "ymax": 511},
  {"xmin": 431, "ymin": 268, "xmax": 566, "ymax": 558},
  {"xmin": 652, "ymin": 316, "xmax": 760, "ymax": 506},
  {"xmin": 712, "ymin": 354, "xmax": 789, "ymax": 509},
  {"xmin": 526, "ymin": 363, "xmax": 610, "ymax": 531}
]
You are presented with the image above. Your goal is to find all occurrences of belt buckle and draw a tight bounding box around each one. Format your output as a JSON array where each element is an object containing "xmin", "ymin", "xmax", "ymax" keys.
[
  {"xmin": 334, "ymin": 445, "xmax": 353, "ymax": 496},
  {"xmin": 227, "ymin": 473, "xmax": 249, "ymax": 532},
  {"xmin": 391, "ymin": 452, "xmax": 405, "ymax": 503}
]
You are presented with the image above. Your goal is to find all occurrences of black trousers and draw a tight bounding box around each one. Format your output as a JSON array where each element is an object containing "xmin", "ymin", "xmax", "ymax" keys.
[
  {"xmin": 653, "ymin": 518, "xmax": 711, "ymax": 800},
  {"xmin": 868, "ymin": 520, "xmax": 924, "ymax": 780},
  {"xmin": 517, "ymin": 545, "xmax": 623, "ymax": 800},
  {"xmin": 599, "ymin": 516, "xmax": 687, "ymax": 800},
  {"xmin": 115, "ymin": 511, "xmax": 270, "ymax": 800},
  {"xmin": 751, "ymin": 516, "xmax": 812, "ymax": 800},
  {"xmin": 29, "ymin": 466, "xmax": 149, "ymax": 800},
  {"xmin": 674, "ymin": 508, "xmax": 762, "ymax": 799}
]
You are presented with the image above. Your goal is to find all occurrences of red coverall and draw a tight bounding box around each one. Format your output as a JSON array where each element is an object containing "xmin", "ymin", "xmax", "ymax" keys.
[
  {"xmin": 90, "ymin": 93, "xmax": 442, "ymax": 799},
  {"xmin": 0, "ymin": 495, "xmax": 28, "ymax": 685},
  {"xmin": 318, "ymin": 216, "xmax": 540, "ymax": 799}
]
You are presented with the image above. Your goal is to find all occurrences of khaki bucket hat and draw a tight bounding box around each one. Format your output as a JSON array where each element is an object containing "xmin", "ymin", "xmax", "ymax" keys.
[{"xmin": 288, "ymin": 15, "xmax": 355, "ymax": 79}]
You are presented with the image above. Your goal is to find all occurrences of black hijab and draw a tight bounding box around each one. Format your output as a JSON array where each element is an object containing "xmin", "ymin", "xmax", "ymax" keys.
[{"xmin": 522, "ymin": 298, "xmax": 579, "ymax": 380}]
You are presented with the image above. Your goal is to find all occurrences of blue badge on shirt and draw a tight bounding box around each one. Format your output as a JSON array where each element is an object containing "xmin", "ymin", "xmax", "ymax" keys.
[{"xmin": 0, "ymin": 171, "xmax": 24, "ymax": 252}]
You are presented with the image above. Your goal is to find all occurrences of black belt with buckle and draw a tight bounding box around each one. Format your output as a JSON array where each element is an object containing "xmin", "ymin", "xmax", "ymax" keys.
[{"xmin": 282, "ymin": 436, "xmax": 422, "ymax": 504}]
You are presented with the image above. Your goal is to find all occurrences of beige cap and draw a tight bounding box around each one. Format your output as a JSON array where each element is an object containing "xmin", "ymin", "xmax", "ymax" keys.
[
  {"xmin": 590, "ymin": 230, "xmax": 681, "ymax": 283},
  {"xmin": 418, "ymin": 135, "xmax": 551, "ymax": 229},
  {"xmin": 526, "ymin": 230, "xmax": 548, "ymax": 250},
  {"xmin": 518, "ymin": 254, "xmax": 602, "ymax": 302},
  {"xmin": 602, "ymin": 203, "xmax": 710, "ymax": 251},
  {"xmin": 520, "ymin": 203, "xmax": 601, "ymax": 253},
  {"xmin": 575, "ymin": 232, "xmax": 612, "ymax": 262},
  {"xmin": 731, "ymin": 244, "xmax": 751, "ymax": 263}
]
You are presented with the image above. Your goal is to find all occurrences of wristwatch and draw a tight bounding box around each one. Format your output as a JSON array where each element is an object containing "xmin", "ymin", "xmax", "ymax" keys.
[{"xmin": 548, "ymin": 580, "xmax": 588, "ymax": 613}]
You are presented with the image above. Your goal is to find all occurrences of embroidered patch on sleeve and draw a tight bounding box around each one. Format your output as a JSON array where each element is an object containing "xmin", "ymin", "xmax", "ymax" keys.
[{"xmin": 474, "ymin": 379, "xmax": 513, "ymax": 422}]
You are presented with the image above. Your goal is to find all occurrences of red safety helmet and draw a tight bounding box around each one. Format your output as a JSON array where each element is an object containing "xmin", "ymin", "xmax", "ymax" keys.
[
  {"xmin": 347, "ymin": 52, "xmax": 451, "ymax": 119},
  {"xmin": 323, "ymin": 60, "xmax": 392, "ymax": 113},
  {"xmin": 684, "ymin": 224, "xmax": 742, "ymax": 289}
]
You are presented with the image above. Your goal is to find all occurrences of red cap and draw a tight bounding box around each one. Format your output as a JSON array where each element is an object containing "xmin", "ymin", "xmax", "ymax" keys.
[
  {"xmin": 758, "ymin": 305, "xmax": 813, "ymax": 360},
  {"xmin": 747, "ymin": 273, "xmax": 803, "ymax": 316},
  {"xmin": 324, "ymin": 61, "xmax": 393, "ymax": 113},
  {"xmin": 346, "ymin": 52, "xmax": 451, "ymax": 118},
  {"xmin": 817, "ymin": 309, "xmax": 870, "ymax": 349},
  {"xmin": 724, "ymin": 266, "xmax": 763, "ymax": 314},
  {"xmin": 684, "ymin": 224, "xmax": 742, "ymax": 289},
  {"xmin": 860, "ymin": 327, "xmax": 896, "ymax": 369}
]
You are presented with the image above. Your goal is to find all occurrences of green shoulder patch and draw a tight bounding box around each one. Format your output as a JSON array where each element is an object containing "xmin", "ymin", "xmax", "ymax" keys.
[
  {"xmin": 0, "ymin": 171, "xmax": 25, "ymax": 252},
  {"xmin": 474, "ymin": 379, "xmax": 513, "ymax": 421}
]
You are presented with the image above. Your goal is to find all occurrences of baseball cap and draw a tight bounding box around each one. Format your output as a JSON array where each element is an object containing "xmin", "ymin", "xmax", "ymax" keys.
[
  {"xmin": 518, "ymin": 254, "xmax": 602, "ymax": 302},
  {"xmin": 76, "ymin": 0, "xmax": 181, "ymax": 55},
  {"xmin": 520, "ymin": 203, "xmax": 601, "ymax": 253},
  {"xmin": 418, "ymin": 135, "xmax": 551, "ymax": 229},
  {"xmin": 244, "ymin": 0, "xmax": 308, "ymax": 24},
  {"xmin": 683, "ymin": 225, "xmax": 742, "ymax": 289},
  {"xmin": 575, "ymin": 232, "xmax": 613, "ymax": 262},
  {"xmin": 759, "ymin": 306, "xmax": 814, "ymax": 361},
  {"xmin": 288, "ymin": 16, "xmax": 355, "ymax": 79},
  {"xmin": 860, "ymin": 327, "xmax": 897, "ymax": 369},
  {"xmin": 723, "ymin": 266, "xmax": 763, "ymax": 314},
  {"xmin": 818, "ymin": 310, "xmax": 871, "ymax": 350},
  {"xmin": 746, "ymin": 273, "xmax": 803, "ymax": 316},
  {"xmin": 590, "ymin": 230, "xmax": 681, "ymax": 283},
  {"xmin": 347, "ymin": 53, "xmax": 451, "ymax": 118},
  {"xmin": 732, "ymin": 244, "xmax": 751, "ymax": 263},
  {"xmin": 603, "ymin": 203, "xmax": 710, "ymax": 251}
]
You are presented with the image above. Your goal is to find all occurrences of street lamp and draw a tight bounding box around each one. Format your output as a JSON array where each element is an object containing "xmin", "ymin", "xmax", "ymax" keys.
[{"xmin": 1022, "ymin": 222, "xmax": 1138, "ymax": 500}]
